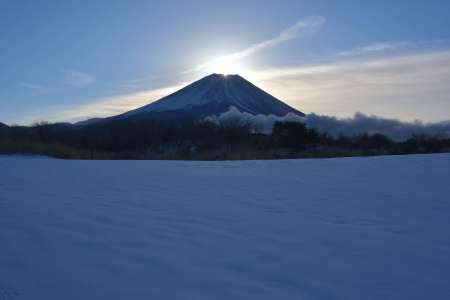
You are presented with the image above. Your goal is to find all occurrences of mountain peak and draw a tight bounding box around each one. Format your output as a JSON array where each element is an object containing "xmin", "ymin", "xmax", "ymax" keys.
[
  {"xmin": 121, "ymin": 73, "xmax": 304, "ymax": 119},
  {"xmin": 199, "ymin": 73, "xmax": 243, "ymax": 82}
]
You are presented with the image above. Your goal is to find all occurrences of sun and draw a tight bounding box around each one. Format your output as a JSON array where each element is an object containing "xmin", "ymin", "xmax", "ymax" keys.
[{"xmin": 202, "ymin": 55, "xmax": 248, "ymax": 75}]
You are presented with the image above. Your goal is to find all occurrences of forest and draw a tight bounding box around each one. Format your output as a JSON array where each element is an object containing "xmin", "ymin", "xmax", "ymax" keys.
[{"xmin": 0, "ymin": 118, "xmax": 449, "ymax": 160}]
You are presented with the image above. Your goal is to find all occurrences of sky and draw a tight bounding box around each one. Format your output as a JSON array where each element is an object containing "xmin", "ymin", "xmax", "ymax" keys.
[{"xmin": 1, "ymin": 0, "xmax": 450, "ymax": 125}]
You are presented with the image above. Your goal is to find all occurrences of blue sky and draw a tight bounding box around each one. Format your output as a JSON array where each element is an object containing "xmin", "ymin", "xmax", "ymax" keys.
[{"xmin": 1, "ymin": 0, "xmax": 450, "ymax": 124}]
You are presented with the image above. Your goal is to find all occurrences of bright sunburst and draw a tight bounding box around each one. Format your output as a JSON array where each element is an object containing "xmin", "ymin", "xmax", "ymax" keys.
[{"xmin": 199, "ymin": 55, "xmax": 249, "ymax": 76}]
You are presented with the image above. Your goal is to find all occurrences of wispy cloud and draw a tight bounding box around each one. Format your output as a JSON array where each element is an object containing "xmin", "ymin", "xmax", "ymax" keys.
[
  {"xmin": 20, "ymin": 83, "xmax": 185, "ymax": 124},
  {"xmin": 19, "ymin": 70, "xmax": 94, "ymax": 94},
  {"xmin": 19, "ymin": 82, "xmax": 55, "ymax": 94},
  {"xmin": 339, "ymin": 42, "xmax": 409, "ymax": 56},
  {"xmin": 117, "ymin": 75, "xmax": 162, "ymax": 92},
  {"xmin": 250, "ymin": 50, "xmax": 450, "ymax": 122},
  {"xmin": 118, "ymin": 83, "xmax": 140, "ymax": 91},
  {"xmin": 189, "ymin": 16, "xmax": 326, "ymax": 73},
  {"xmin": 64, "ymin": 70, "xmax": 95, "ymax": 87},
  {"xmin": 125, "ymin": 75, "xmax": 159, "ymax": 84},
  {"xmin": 18, "ymin": 49, "xmax": 450, "ymax": 125}
]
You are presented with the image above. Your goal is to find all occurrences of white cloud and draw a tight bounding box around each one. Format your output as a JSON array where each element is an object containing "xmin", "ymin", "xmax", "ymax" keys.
[
  {"xmin": 339, "ymin": 42, "xmax": 409, "ymax": 56},
  {"xmin": 230, "ymin": 16, "xmax": 326, "ymax": 59},
  {"xmin": 305, "ymin": 112, "xmax": 450, "ymax": 141},
  {"xmin": 20, "ymin": 83, "xmax": 184, "ymax": 124},
  {"xmin": 19, "ymin": 50, "xmax": 450, "ymax": 125},
  {"xmin": 20, "ymin": 82, "xmax": 54, "ymax": 94},
  {"xmin": 64, "ymin": 70, "xmax": 95, "ymax": 87},
  {"xmin": 248, "ymin": 50, "xmax": 450, "ymax": 122},
  {"xmin": 204, "ymin": 106, "xmax": 450, "ymax": 140},
  {"xmin": 18, "ymin": 70, "xmax": 94, "ymax": 95},
  {"xmin": 118, "ymin": 83, "xmax": 140, "ymax": 91},
  {"xmin": 204, "ymin": 106, "xmax": 305, "ymax": 134},
  {"xmin": 189, "ymin": 16, "xmax": 326, "ymax": 74}
]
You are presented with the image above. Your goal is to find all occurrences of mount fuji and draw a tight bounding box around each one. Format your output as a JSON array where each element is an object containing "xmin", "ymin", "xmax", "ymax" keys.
[{"xmin": 114, "ymin": 73, "xmax": 304, "ymax": 121}]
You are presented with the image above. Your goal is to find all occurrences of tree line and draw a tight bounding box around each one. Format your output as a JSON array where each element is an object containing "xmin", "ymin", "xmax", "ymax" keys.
[{"xmin": 0, "ymin": 118, "xmax": 449, "ymax": 159}]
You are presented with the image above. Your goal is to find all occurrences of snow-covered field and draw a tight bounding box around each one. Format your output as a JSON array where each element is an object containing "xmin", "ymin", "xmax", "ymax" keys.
[{"xmin": 1, "ymin": 154, "xmax": 450, "ymax": 300}]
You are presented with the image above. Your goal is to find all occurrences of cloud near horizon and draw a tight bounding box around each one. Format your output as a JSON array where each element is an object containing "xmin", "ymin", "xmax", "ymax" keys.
[
  {"xmin": 205, "ymin": 106, "xmax": 450, "ymax": 141},
  {"xmin": 249, "ymin": 50, "xmax": 450, "ymax": 122},
  {"xmin": 17, "ymin": 49, "xmax": 450, "ymax": 126},
  {"xmin": 14, "ymin": 14, "xmax": 450, "ymax": 125},
  {"xmin": 19, "ymin": 83, "xmax": 184, "ymax": 124}
]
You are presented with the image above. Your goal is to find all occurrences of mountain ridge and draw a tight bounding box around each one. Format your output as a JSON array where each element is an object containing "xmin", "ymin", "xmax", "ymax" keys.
[
  {"xmin": 119, "ymin": 73, "xmax": 304, "ymax": 119},
  {"xmin": 76, "ymin": 73, "xmax": 304, "ymax": 126}
]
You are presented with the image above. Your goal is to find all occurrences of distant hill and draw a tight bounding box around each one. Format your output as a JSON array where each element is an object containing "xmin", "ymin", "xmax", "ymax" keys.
[
  {"xmin": 0, "ymin": 122, "xmax": 8, "ymax": 132},
  {"xmin": 74, "ymin": 118, "xmax": 104, "ymax": 126},
  {"xmin": 0, "ymin": 122, "xmax": 9, "ymax": 139}
]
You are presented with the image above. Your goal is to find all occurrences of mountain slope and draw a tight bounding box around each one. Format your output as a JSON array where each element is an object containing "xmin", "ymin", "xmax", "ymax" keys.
[
  {"xmin": 120, "ymin": 73, "xmax": 304, "ymax": 119},
  {"xmin": 0, "ymin": 122, "xmax": 9, "ymax": 134}
]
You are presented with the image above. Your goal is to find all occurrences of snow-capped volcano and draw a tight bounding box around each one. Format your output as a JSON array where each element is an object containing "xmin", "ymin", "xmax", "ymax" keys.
[{"xmin": 120, "ymin": 73, "xmax": 304, "ymax": 119}]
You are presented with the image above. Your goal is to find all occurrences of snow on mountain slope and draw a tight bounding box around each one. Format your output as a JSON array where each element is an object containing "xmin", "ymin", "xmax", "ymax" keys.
[
  {"xmin": 121, "ymin": 73, "xmax": 304, "ymax": 118},
  {"xmin": 1, "ymin": 154, "xmax": 450, "ymax": 299}
]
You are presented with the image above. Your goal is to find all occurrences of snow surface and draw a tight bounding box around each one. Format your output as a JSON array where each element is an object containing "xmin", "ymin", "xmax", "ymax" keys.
[{"xmin": 1, "ymin": 154, "xmax": 450, "ymax": 299}]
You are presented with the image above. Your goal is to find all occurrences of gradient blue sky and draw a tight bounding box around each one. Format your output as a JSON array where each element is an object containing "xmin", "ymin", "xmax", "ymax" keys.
[{"xmin": 1, "ymin": 0, "xmax": 450, "ymax": 125}]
